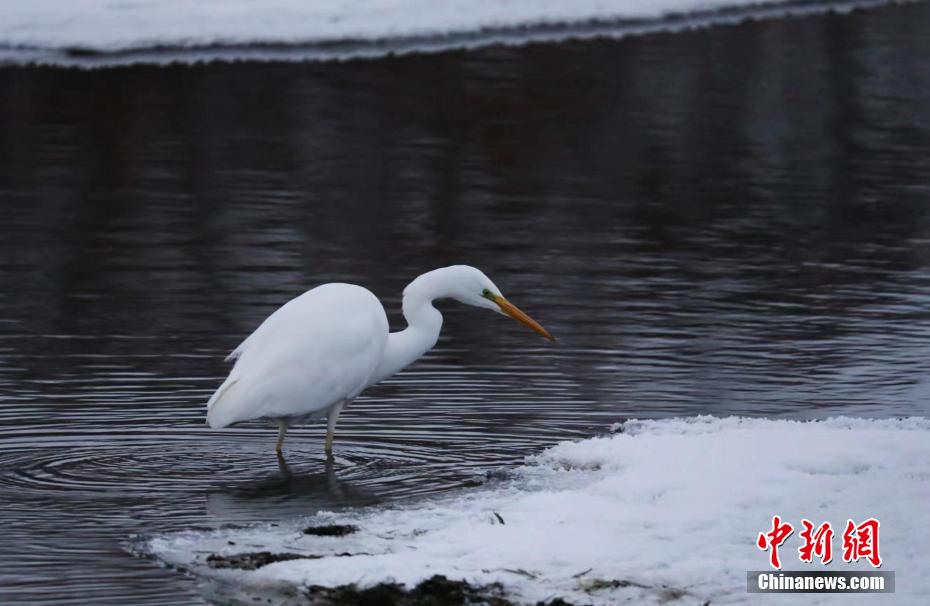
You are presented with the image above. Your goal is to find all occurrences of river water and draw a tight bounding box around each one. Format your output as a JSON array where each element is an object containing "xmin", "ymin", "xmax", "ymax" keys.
[{"xmin": 1, "ymin": 2, "xmax": 929, "ymax": 604}]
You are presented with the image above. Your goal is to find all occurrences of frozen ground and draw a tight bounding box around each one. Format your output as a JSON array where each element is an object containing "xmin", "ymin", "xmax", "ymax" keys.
[
  {"xmin": 0, "ymin": 0, "xmax": 818, "ymax": 50},
  {"xmin": 0, "ymin": 0, "xmax": 892, "ymax": 65},
  {"xmin": 142, "ymin": 416, "xmax": 930, "ymax": 605}
]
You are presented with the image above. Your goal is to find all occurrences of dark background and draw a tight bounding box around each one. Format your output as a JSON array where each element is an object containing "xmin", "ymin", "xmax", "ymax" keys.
[{"xmin": 0, "ymin": 2, "xmax": 929, "ymax": 603}]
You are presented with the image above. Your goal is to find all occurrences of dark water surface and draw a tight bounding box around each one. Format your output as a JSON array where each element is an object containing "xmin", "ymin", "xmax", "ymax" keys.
[{"xmin": 1, "ymin": 2, "xmax": 930, "ymax": 604}]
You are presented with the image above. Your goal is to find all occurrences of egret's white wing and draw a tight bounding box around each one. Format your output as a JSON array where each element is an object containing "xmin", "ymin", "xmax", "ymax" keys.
[{"xmin": 206, "ymin": 283, "xmax": 388, "ymax": 428}]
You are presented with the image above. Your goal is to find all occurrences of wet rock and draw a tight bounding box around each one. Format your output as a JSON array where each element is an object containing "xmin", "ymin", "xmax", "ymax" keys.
[
  {"xmin": 304, "ymin": 574, "xmax": 576, "ymax": 605},
  {"xmin": 206, "ymin": 551, "xmax": 321, "ymax": 571},
  {"xmin": 580, "ymin": 577, "xmax": 692, "ymax": 602},
  {"xmin": 303, "ymin": 524, "xmax": 359, "ymax": 537},
  {"xmin": 581, "ymin": 578, "xmax": 640, "ymax": 591}
]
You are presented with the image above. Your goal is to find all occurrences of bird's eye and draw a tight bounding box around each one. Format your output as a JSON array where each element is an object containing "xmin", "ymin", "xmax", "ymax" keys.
[{"xmin": 482, "ymin": 288, "xmax": 492, "ymax": 298}]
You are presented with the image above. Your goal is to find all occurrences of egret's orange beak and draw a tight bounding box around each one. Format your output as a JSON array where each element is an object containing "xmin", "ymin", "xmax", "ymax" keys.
[{"xmin": 492, "ymin": 294, "xmax": 554, "ymax": 341}]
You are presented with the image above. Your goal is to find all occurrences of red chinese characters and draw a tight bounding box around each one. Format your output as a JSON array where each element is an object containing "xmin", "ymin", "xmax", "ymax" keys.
[
  {"xmin": 757, "ymin": 516, "xmax": 883, "ymax": 569},
  {"xmin": 757, "ymin": 515, "xmax": 794, "ymax": 569},
  {"xmin": 798, "ymin": 519, "xmax": 834, "ymax": 565},
  {"xmin": 842, "ymin": 518, "xmax": 882, "ymax": 567}
]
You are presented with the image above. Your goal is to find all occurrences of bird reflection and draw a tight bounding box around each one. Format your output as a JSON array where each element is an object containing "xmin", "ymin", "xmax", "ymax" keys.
[{"xmin": 205, "ymin": 454, "xmax": 381, "ymax": 523}]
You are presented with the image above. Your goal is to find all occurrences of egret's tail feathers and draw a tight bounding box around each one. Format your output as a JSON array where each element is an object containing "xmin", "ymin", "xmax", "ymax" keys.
[{"xmin": 206, "ymin": 377, "xmax": 241, "ymax": 429}]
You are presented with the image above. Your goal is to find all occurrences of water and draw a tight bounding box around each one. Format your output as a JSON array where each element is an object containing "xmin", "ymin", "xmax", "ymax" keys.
[{"xmin": 1, "ymin": 2, "xmax": 929, "ymax": 603}]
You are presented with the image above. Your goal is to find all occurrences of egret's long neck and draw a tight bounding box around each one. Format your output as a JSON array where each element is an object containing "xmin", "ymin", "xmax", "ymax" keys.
[{"xmin": 367, "ymin": 270, "xmax": 448, "ymax": 385}]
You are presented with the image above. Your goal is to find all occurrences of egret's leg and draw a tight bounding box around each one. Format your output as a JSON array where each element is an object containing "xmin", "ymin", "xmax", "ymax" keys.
[
  {"xmin": 324, "ymin": 401, "xmax": 346, "ymax": 459},
  {"xmin": 275, "ymin": 420, "xmax": 289, "ymax": 454}
]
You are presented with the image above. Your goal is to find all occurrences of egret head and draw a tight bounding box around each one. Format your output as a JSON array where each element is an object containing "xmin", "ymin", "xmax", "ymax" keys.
[{"xmin": 446, "ymin": 265, "xmax": 554, "ymax": 340}]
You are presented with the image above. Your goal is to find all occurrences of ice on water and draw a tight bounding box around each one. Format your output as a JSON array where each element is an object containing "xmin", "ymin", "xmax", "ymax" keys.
[
  {"xmin": 2, "ymin": 0, "xmax": 814, "ymax": 53},
  {"xmin": 143, "ymin": 416, "xmax": 930, "ymax": 605}
]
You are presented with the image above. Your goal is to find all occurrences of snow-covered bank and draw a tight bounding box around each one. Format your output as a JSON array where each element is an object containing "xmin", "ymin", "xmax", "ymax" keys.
[
  {"xmin": 0, "ymin": 0, "xmax": 894, "ymax": 66},
  {"xmin": 142, "ymin": 416, "xmax": 930, "ymax": 604}
]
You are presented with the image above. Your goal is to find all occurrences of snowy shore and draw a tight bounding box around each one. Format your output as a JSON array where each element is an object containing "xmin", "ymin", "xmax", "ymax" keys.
[
  {"xmin": 0, "ymin": 0, "xmax": 889, "ymax": 66},
  {"xmin": 142, "ymin": 416, "xmax": 930, "ymax": 604}
]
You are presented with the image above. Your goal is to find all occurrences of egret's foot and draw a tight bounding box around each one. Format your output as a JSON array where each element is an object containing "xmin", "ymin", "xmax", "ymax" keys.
[{"xmin": 276, "ymin": 450, "xmax": 292, "ymax": 478}]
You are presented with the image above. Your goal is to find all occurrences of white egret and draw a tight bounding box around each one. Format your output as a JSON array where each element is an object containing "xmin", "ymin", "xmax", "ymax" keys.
[{"xmin": 206, "ymin": 265, "xmax": 553, "ymax": 457}]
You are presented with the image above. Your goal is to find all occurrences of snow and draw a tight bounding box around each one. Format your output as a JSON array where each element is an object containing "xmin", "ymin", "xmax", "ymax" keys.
[
  {"xmin": 0, "ymin": 0, "xmax": 882, "ymax": 65},
  {"xmin": 142, "ymin": 416, "xmax": 930, "ymax": 605}
]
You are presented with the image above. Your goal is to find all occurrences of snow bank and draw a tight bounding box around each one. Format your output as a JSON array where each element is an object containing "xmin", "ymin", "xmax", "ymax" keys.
[
  {"xmin": 0, "ymin": 0, "xmax": 880, "ymax": 66},
  {"xmin": 143, "ymin": 416, "xmax": 930, "ymax": 604}
]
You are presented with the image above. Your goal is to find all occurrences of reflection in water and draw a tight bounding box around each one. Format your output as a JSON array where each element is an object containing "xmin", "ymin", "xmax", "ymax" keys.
[
  {"xmin": 205, "ymin": 456, "xmax": 381, "ymax": 523},
  {"xmin": 0, "ymin": 2, "xmax": 929, "ymax": 604}
]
